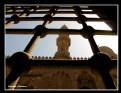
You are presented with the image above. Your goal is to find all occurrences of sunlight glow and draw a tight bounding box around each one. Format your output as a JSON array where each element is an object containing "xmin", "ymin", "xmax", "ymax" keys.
[
  {"xmin": 81, "ymin": 10, "xmax": 93, "ymax": 12},
  {"xmin": 32, "ymin": 35, "xmax": 59, "ymax": 57},
  {"xmin": 94, "ymin": 35, "xmax": 118, "ymax": 54},
  {"xmin": 6, "ymin": 21, "xmax": 43, "ymax": 29},
  {"xmin": 5, "ymin": 34, "xmax": 33, "ymax": 56},
  {"xmin": 54, "ymin": 14, "xmax": 77, "ymax": 17},
  {"xmin": 86, "ymin": 22, "xmax": 112, "ymax": 31},
  {"xmin": 83, "ymin": 14, "xmax": 100, "ymax": 18},
  {"xmin": 57, "ymin": 9, "xmax": 74, "ymax": 11},
  {"xmin": 48, "ymin": 21, "xmax": 83, "ymax": 29},
  {"xmin": 5, "ymin": 6, "xmax": 117, "ymax": 58},
  {"xmin": 5, "ymin": 14, "xmax": 13, "ymax": 18},
  {"xmin": 26, "ymin": 14, "xmax": 45, "ymax": 17},
  {"xmin": 69, "ymin": 35, "xmax": 93, "ymax": 57},
  {"xmin": 36, "ymin": 9, "xmax": 49, "ymax": 11}
]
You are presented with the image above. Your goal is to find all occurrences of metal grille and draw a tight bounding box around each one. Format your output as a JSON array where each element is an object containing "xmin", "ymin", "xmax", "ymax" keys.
[{"xmin": 5, "ymin": 5, "xmax": 118, "ymax": 90}]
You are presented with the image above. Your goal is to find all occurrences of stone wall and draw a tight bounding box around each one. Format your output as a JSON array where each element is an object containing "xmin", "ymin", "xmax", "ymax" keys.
[{"xmin": 15, "ymin": 65, "xmax": 106, "ymax": 89}]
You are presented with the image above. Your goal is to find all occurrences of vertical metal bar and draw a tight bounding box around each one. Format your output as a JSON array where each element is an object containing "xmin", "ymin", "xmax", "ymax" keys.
[
  {"xmin": 74, "ymin": 6, "xmax": 116, "ymax": 89},
  {"xmin": 88, "ymin": 34, "xmax": 100, "ymax": 54},
  {"xmin": 23, "ymin": 34, "xmax": 41, "ymax": 54},
  {"xmin": 90, "ymin": 52, "xmax": 116, "ymax": 89},
  {"xmin": 74, "ymin": 6, "xmax": 100, "ymax": 55},
  {"xmin": 24, "ymin": 6, "xmax": 57, "ymax": 54},
  {"xmin": 5, "ymin": 6, "xmax": 38, "ymax": 89},
  {"xmin": 100, "ymin": 70, "xmax": 116, "ymax": 89},
  {"xmin": 9, "ymin": 7, "xmax": 57, "ymax": 88},
  {"xmin": 5, "ymin": 21, "xmax": 14, "ymax": 28}
]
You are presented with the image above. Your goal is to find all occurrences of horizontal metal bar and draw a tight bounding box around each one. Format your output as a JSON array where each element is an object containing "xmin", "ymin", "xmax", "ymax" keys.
[
  {"xmin": 5, "ymin": 11, "xmax": 100, "ymax": 14},
  {"xmin": 6, "ymin": 6, "xmax": 74, "ymax": 9},
  {"xmin": 29, "ymin": 60, "xmax": 91, "ymax": 66},
  {"xmin": 5, "ymin": 6, "xmax": 90, "ymax": 10},
  {"xmin": 5, "ymin": 59, "xmax": 90, "ymax": 67},
  {"xmin": 6, "ymin": 58, "xmax": 117, "ymax": 67},
  {"xmin": 5, "ymin": 17, "xmax": 112, "ymax": 22},
  {"xmin": 6, "ymin": 29, "xmax": 117, "ymax": 35}
]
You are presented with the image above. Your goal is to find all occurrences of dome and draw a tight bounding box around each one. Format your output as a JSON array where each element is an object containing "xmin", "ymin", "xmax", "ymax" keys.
[{"xmin": 99, "ymin": 46, "xmax": 117, "ymax": 59}]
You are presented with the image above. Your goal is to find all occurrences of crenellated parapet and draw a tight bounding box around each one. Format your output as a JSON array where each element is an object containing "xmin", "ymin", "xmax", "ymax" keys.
[
  {"xmin": 31, "ymin": 56, "xmax": 90, "ymax": 60},
  {"xmin": 5, "ymin": 56, "xmax": 90, "ymax": 60},
  {"xmin": 32, "ymin": 56, "xmax": 53, "ymax": 60}
]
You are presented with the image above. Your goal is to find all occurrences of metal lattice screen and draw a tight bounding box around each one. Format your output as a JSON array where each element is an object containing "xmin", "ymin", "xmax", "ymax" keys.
[{"xmin": 5, "ymin": 5, "xmax": 118, "ymax": 90}]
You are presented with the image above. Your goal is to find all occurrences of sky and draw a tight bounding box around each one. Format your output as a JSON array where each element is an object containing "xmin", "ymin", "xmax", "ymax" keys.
[{"xmin": 5, "ymin": 8, "xmax": 118, "ymax": 58}]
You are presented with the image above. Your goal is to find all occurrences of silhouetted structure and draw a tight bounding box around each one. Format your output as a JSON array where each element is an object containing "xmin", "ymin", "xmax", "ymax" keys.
[{"xmin": 53, "ymin": 25, "xmax": 71, "ymax": 59}]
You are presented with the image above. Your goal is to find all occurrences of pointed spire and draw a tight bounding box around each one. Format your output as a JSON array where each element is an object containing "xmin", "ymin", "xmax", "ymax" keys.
[
  {"xmin": 60, "ymin": 24, "xmax": 68, "ymax": 29},
  {"xmin": 59, "ymin": 24, "xmax": 69, "ymax": 37}
]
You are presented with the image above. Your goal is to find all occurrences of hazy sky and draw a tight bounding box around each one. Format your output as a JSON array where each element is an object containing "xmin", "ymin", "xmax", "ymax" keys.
[{"xmin": 5, "ymin": 9, "xmax": 118, "ymax": 58}]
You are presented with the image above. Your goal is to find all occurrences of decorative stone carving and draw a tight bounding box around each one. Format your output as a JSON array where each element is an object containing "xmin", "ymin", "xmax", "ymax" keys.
[
  {"xmin": 50, "ymin": 71, "xmax": 71, "ymax": 89},
  {"xmin": 77, "ymin": 70, "xmax": 97, "ymax": 89}
]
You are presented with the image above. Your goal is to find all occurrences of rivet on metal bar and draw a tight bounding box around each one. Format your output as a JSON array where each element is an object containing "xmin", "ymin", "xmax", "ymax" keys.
[
  {"xmin": 5, "ymin": 14, "xmax": 20, "ymax": 28},
  {"xmin": 44, "ymin": 14, "xmax": 53, "ymax": 23},
  {"xmin": 23, "ymin": 25, "xmax": 48, "ymax": 54},
  {"xmin": 90, "ymin": 52, "xmax": 116, "ymax": 89},
  {"xmin": 77, "ymin": 14, "xmax": 87, "ymax": 26},
  {"xmin": 81, "ymin": 26, "xmax": 94, "ymax": 39},
  {"xmin": 10, "ymin": 14, "xmax": 20, "ymax": 24},
  {"xmin": 81, "ymin": 26, "xmax": 100, "ymax": 54},
  {"xmin": 11, "ymin": 6, "xmax": 16, "ymax": 12},
  {"xmin": 6, "ymin": 52, "xmax": 32, "ymax": 89},
  {"xmin": 23, "ymin": 9, "xmax": 31, "ymax": 16},
  {"xmin": 49, "ymin": 9, "xmax": 56, "ymax": 15},
  {"xmin": 52, "ymin": 6, "xmax": 59, "ymax": 9},
  {"xmin": 34, "ymin": 25, "xmax": 48, "ymax": 38},
  {"xmin": 49, "ymin": 6, "xmax": 58, "ymax": 16},
  {"xmin": 73, "ymin": 6, "xmax": 83, "ymax": 15},
  {"xmin": 23, "ymin": 7, "xmax": 56, "ymax": 54},
  {"xmin": 31, "ymin": 6, "xmax": 37, "ymax": 11}
]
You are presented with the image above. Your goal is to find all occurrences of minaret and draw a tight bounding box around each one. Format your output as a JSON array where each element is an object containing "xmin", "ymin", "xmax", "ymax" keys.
[{"xmin": 53, "ymin": 25, "xmax": 71, "ymax": 59}]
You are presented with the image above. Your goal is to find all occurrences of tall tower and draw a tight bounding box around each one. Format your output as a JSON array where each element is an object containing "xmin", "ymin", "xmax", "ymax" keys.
[{"xmin": 53, "ymin": 25, "xmax": 71, "ymax": 59}]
